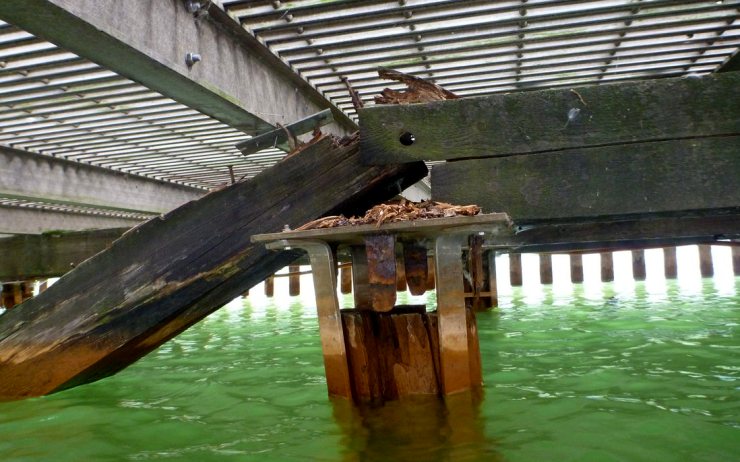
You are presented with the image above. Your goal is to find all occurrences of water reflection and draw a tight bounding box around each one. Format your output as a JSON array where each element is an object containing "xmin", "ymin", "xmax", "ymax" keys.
[{"xmin": 332, "ymin": 393, "xmax": 504, "ymax": 462}]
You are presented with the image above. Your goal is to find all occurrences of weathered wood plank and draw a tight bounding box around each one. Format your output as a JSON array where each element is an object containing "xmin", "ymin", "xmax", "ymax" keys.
[
  {"xmin": 498, "ymin": 213, "xmax": 740, "ymax": 254},
  {"xmin": 0, "ymin": 228, "xmax": 127, "ymax": 280},
  {"xmin": 360, "ymin": 72, "xmax": 739, "ymax": 163},
  {"xmin": 0, "ymin": 136, "xmax": 427, "ymax": 400},
  {"xmin": 433, "ymin": 137, "xmax": 740, "ymax": 222}
]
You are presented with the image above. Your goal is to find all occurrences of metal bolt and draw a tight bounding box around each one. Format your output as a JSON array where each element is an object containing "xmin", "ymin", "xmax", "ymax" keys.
[
  {"xmin": 185, "ymin": 1, "xmax": 201, "ymax": 14},
  {"xmin": 185, "ymin": 52, "xmax": 201, "ymax": 67}
]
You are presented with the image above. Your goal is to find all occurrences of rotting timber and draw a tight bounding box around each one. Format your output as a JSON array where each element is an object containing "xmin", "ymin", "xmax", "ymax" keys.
[{"xmin": 0, "ymin": 133, "xmax": 427, "ymax": 401}]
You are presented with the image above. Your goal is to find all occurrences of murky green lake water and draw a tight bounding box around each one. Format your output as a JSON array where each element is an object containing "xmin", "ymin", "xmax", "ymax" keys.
[{"xmin": 1, "ymin": 278, "xmax": 737, "ymax": 461}]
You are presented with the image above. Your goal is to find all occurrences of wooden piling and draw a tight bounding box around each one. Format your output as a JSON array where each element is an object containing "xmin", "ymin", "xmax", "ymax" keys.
[
  {"xmin": 698, "ymin": 245, "xmax": 714, "ymax": 278},
  {"xmin": 600, "ymin": 252, "xmax": 614, "ymax": 282},
  {"xmin": 340, "ymin": 265, "xmax": 352, "ymax": 294},
  {"xmin": 632, "ymin": 250, "xmax": 646, "ymax": 281},
  {"xmin": 664, "ymin": 247, "xmax": 678, "ymax": 279},
  {"xmin": 509, "ymin": 253, "xmax": 522, "ymax": 286},
  {"xmin": 289, "ymin": 264, "xmax": 301, "ymax": 296},
  {"xmin": 487, "ymin": 251, "xmax": 498, "ymax": 308},
  {"xmin": 264, "ymin": 275, "xmax": 274, "ymax": 297},
  {"xmin": 539, "ymin": 253, "xmax": 553, "ymax": 285},
  {"xmin": 733, "ymin": 246, "xmax": 740, "ymax": 276},
  {"xmin": 570, "ymin": 254, "xmax": 584, "ymax": 283}
]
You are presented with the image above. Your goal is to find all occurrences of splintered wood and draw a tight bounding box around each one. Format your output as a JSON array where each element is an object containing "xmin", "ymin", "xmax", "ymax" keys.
[
  {"xmin": 374, "ymin": 68, "xmax": 459, "ymax": 105},
  {"xmin": 296, "ymin": 199, "xmax": 481, "ymax": 230}
]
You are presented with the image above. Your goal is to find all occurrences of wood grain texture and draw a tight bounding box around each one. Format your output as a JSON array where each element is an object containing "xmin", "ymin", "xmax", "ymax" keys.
[
  {"xmin": 0, "ymin": 137, "xmax": 427, "ymax": 400},
  {"xmin": 432, "ymin": 136, "xmax": 740, "ymax": 221},
  {"xmin": 360, "ymin": 72, "xmax": 739, "ymax": 163},
  {"xmin": 0, "ymin": 228, "xmax": 127, "ymax": 280}
]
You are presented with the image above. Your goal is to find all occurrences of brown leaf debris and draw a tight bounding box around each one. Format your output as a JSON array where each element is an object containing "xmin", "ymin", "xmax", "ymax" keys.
[{"xmin": 295, "ymin": 199, "xmax": 480, "ymax": 231}]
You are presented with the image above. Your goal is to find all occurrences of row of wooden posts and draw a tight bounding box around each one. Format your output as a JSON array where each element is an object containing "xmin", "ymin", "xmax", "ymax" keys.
[
  {"xmin": 2, "ymin": 245, "xmax": 738, "ymax": 310},
  {"xmin": 245, "ymin": 244, "xmax": 740, "ymax": 299}
]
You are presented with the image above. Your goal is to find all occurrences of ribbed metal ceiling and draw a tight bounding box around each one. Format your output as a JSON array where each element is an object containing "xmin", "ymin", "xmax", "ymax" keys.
[
  {"xmin": 224, "ymin": 0, "xmax": 740, "ymax": 120},
  {"xmin": 0, "ymin": 1, "xmax": 738, "ymax": 226}
]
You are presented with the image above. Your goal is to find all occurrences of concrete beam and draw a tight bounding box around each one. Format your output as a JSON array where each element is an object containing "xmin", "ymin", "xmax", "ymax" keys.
[
  {"xmin": 0, "ymin": 206, "xmax": 142, "ymax": 234},
  {"xmin": 1, "ymin": 146, "xmax": 204, "ymax": 214},
  {"xmin": 0, "ymin": 228, "xmax": 127, "ymax": 280},
  {"xmin": 0, "ymin": 0, "xmax": 356, "ymax": 136}
]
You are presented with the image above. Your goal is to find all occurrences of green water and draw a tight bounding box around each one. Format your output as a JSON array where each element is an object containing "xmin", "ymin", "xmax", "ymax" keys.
[{"xmin": 1, "ymin": 279, "xmax": 737, "ymax": 461}]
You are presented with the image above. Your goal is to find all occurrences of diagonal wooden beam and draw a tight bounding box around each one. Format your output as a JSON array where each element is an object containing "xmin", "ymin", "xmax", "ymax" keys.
[{"xmin": 0, "ymin": 135, "xmax": 426, "ymax": 400}]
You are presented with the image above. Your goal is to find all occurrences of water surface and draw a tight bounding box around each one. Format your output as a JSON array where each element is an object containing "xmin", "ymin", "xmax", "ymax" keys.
[{"xmin": 1, "ymin": 279, "xmax": 737, "ymax": 461}]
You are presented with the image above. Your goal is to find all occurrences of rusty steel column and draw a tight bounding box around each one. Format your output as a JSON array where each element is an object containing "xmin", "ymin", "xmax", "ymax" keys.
[
  {"xmin": 267, "ymin": 239, "xmax": 352, "ymax": 399},
  {"xmin": 434, "ymin": 233, "xmax": 471, "ymax": 395}
]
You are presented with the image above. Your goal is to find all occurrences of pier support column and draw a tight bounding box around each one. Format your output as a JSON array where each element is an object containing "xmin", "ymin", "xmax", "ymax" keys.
[
  {"xmin": 570, "ymin": 254, "xmax": 584, "ymax": 283},
  {"xmin": 264, "ymin": 275, "xmax": 274, "ymax": 297},
  {"xmin": 664, "ymin": 247, "xmax": 678, "ymax": 279},
  {"xmin": 733, "ymin": 247, "xmax": 740, "ymax": 276},
  {"xmin": 698, "ymin": 245, "xmax": 714, "ymax": 278},
  {"xmin": 539, "ymin": 254, "xmax": 553, "ymax": 285},
  {"xmin": 509, "ymin": 253, "xmax": 523, "ymax": 286},
  {"xmin": 632, "ymin": 250, "xmax": 646, "ymax": 281},
  {"xmin": 288, "ymin": 264, "xmax": 301, "ymax": 296},
  {"xmin": 600, "ymin": 252, "xmax": 614, "ymax": 282}
]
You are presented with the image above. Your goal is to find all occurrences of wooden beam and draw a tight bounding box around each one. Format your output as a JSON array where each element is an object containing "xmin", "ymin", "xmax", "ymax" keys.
[
  {"xmin": 509, "ymin": 253, "xmax": 522, "ymax": 287},
  {"xmin": 0, "ymin": 136, "xmax": 427, "ymax": 400},
  {"xmin": 539, "ymin": 253, "xmax": 553, "ymax": 285},
  {"xmin": 698, "ymin": 245, "xmax": 714, "ymax": 278},
  {"xmin": 432, "ymin": 137, "xmax": 740, "ymax": 221},
  {"xmin": 0, "ymin": 228, "xmax": 127, "ymax": 280},
  {"xmin": 497, "ymin": 213, "xmax": 740, "ymax": 254},
  {"xmin": 632, "ymin": 250, "xmax": 646, "ymax": 281},
  {"xmin": 360, "ymin": 72, "xmax": 739, "ymax": 163}
]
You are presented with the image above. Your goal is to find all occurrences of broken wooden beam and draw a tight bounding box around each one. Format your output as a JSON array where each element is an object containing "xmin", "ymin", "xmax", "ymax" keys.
[{"xmin": 0, "ymin": 135, "xmax": 427, "ymax": 400}]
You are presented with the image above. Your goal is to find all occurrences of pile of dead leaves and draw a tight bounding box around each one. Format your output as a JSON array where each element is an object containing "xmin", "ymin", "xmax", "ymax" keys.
[{"xmin": 295, "ymin": 199, "xmax": 480, "ymax": 231}]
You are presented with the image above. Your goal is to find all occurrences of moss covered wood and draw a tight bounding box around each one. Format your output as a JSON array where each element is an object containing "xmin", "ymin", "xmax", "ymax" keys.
[
  {"xmin": 431, "ymin": 136, "xmax": 740, "ymax": 222},
  {"xmin": 0, "ymin": 137, "xmax": 427, "ymax": 400},
  {"xmin": 359, "ymin": 72, "xmax": 739, "ymax": 164},
  {"xmin": 0, "ymin": 228, "xmax": 127, "ymax": 280}
]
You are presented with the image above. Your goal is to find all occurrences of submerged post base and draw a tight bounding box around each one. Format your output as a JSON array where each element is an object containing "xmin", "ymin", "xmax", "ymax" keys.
[{"xmin": 341, "ymin": 305, "xmax": 482, "ymax": 404}]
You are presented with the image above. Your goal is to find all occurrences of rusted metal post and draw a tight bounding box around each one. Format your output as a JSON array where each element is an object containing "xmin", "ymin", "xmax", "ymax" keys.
[
  {"xmin": 267, "ymin": 240, "xmax": 352, "ymax": 399},
  {"xmin": 539, "ymin": 253, "xmax": 553, "ymax": 285},
  {"xmin": 570, "ymin": 254, "xmax": 584, "ymax": 283},
  {"xmin": 509, "ymin": 253, "xmax": 522, "ymax": 286},
  {"xmin": 664, "ymin": 247, "xmax": 678, "ymax": 279},
  {"xmin": 600, "ymin": 252, "xmax": 614, "ymax": 282},
  {"xmin": 698, "ymin": 245, "xmax": 714, "ymax": 278},
  {"xmin": 434, "ymin": 234, "xmax": 471, "ymax": 395},
  {"xmin": 632, "ymin": 250, "xmax": 646, "ymax": 281}
]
